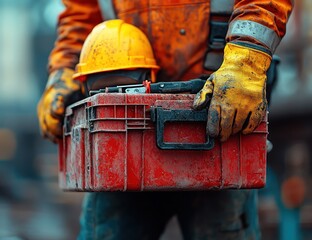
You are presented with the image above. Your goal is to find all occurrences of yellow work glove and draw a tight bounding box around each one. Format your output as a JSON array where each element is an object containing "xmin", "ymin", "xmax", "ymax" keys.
[
  {"xmin": 193, "ymin": 43, "xmax": 271, "ymax": 142},
  {"xmin": 37, "ymin": 68, "xmax": 85, "ymax": 143}
]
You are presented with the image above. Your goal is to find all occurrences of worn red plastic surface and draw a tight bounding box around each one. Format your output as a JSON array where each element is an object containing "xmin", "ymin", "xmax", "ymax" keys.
[{"xmin": 58, "ymin": 93, "xmax": 268, "ymax": 191}]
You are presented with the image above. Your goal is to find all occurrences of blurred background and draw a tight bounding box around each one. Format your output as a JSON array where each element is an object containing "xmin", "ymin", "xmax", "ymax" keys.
[{"xmin": 0, "ymin": 0, "xmax": 311, "ymax": 239}]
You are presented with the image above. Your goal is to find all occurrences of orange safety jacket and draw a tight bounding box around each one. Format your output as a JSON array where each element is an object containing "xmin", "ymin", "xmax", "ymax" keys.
[{"xmin": 49, "ymin": 0, "xmax": 292, "ymax": 82}]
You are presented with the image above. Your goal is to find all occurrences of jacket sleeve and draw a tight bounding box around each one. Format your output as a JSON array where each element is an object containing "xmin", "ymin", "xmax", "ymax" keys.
[
  {"xmin": 48, "ymin": 0, "xmax": 103, "ymax": 74},
  {"xmin": 227, "ymin": 0, "xmax": 293, "ymax": 54}
]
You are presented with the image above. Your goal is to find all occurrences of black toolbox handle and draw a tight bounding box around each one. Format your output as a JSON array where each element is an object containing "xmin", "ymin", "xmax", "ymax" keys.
[{"xmin": 151, "ymin": 107, "xmax": 214, "ymax": 150}]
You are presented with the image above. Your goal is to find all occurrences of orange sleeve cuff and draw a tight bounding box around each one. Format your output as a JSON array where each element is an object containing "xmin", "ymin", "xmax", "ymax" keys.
[{"xmin": 228, "ymin": 0, "xmax": 293, "ymax": 50}]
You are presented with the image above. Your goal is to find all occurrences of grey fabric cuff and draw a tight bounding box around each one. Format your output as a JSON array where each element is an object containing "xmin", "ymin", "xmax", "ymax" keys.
[{"xmin": 227, "ymin": 20, "xmax": 281, "ymax": 54}]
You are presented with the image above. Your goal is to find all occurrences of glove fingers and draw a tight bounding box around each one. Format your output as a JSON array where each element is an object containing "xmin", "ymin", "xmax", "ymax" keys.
[
  {"xmin": 193, "ymin": 78, "xmax": 214, "ymax": 110},
  {"xmin": 232, "ymin": 110, "xmax": 246, "ymax": 135},
  {"xmin": 37, "ymin": 90, "xmax": 63, "ymax": 138},
  {"xmin": 242, "ymin": 110, "xmax": 264, "ymax": 135},
  {"xmin": 51, "ymin": 93, "xmax": 65, "ymax": 118},
  {"xmin": 242, "ymin": 100, "xmax": 266, "ymax": 134},
  {"xmin": 220, "ymin": 108, "xmax": 236, "ymax": 142},
  {"xmin": 207, "ymin": 103, "xmax": 221, "ymax": 138},
  {"xmin": 38, "ymin": 99, "xmax": 49, "ymax": 136},
  {"xmin": 39, "ymin": 114, "xmax": 58, "ymax": 143},
  {"xmin": 44, "ymin": 128, "xmax": 58, "ymax": 144},
  {"xmin": 44, "ymin": 114, "xmax": 63, "ymax": 139},
  {"xmin": 38, "ymin": 112, "xmax": 48, "ymax": 137},
  {"xmin": 44, "ymin": 114, "xmax": 63, "ymax": 137}
]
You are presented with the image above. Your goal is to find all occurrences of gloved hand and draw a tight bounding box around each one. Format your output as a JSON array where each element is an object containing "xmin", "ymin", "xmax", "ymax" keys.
[
  {"xmin": 37, "ymin": 68, "xmax": 85, "ymax": 143},
  {"xmin": 193, "ymin": 43, "xmax": 271, "ymax": 142}
]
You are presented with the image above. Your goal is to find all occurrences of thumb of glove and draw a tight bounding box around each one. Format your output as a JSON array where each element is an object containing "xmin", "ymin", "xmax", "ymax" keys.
[
  {"xmin": 193, "ymin": 77, "xmax": 214, "ymax": 110},
  {"xmin": 51, "ymin": 93, "xmax": 65, "ymax": 119}
]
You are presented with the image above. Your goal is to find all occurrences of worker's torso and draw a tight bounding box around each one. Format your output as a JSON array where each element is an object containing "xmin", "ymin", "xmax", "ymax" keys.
[{"xmin": 102, "ymin": 0, "xmax": 233, "ymax": 81}]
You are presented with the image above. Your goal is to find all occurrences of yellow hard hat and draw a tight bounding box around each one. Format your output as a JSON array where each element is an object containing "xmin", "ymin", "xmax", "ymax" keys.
[{"xmin": 73, "ymin": 19, "xmax": 159, "ymax": 82}]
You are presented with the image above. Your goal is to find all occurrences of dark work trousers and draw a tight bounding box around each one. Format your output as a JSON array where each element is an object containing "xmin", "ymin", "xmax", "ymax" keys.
[{"xmin": 78, "ymin": 190, "xmax": 260, "ymax": 240}]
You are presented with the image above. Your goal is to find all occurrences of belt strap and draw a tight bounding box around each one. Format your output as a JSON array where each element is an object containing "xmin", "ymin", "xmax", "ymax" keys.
[
  {"xmin": 211, "ymin": 0, "xmax": 234, "ymax": 14},
  {"xmin": 98, "ymin": 0, "xmax": 117, "ymax": 20},
  {"xmin": 204, "ymin": 0, "xmax": 234, "ymax": 72}
]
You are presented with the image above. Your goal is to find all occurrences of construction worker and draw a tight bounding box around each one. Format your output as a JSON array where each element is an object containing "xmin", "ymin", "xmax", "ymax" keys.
[{"xmin": 37, "ymin": 1, "xmax": 293, "ymax": 239}]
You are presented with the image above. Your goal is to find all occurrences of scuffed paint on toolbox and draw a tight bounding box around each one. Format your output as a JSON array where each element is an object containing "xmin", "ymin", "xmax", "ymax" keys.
[{"xmin": 58, "ymin": 93, "xmax": 268, "ymax": 191}]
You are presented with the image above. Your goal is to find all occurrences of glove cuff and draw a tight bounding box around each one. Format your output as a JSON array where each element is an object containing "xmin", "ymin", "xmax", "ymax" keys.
[
  {"xmin": 221, "ymin": 43, "xmax": 272, "ymax": 77},
  {"xmin": 230, "ymin": 41, "xmax": 272, "ymax": 57}
]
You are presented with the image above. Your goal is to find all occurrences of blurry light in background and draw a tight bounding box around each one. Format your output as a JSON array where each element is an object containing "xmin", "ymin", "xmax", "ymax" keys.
[
  {"xmin": 0, "ymin": 128, "xmax": 17, "ymax": 160},
  {"xmin": 0, "ymin": 5, "xmax": 38, "ymax": 105},
  {"xmin": 44, "ymin": 1, "xmax": 64, "ymax": 29}
]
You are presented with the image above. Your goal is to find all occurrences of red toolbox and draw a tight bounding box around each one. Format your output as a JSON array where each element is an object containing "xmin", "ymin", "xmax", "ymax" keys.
[{"xmin": 58, "ymin": 93, "xmax": 268, "ymax": 191}]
